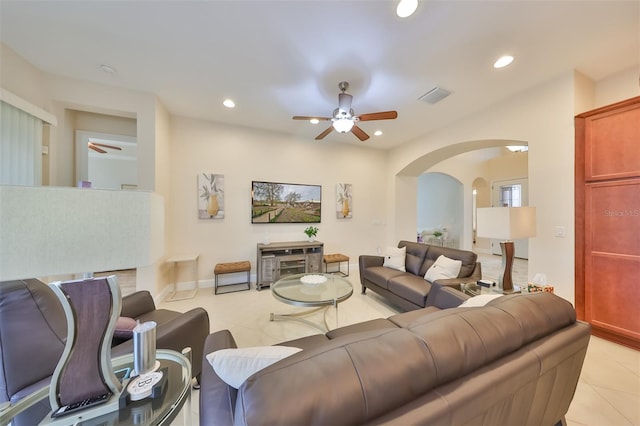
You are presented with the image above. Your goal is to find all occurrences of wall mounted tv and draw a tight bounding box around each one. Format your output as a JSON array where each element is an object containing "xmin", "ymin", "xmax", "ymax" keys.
[{"xmin": 251, "ymin": 181, "xmax": 321, "ymax": 224}]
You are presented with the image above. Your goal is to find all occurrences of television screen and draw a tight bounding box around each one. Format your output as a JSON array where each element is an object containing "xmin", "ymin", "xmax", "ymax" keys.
[{"xmin": 252, "ymin": 181, "xmax": 321, "ymax": 223}]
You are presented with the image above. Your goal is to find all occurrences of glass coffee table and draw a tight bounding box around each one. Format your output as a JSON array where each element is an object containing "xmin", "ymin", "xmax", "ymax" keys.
[{"xmin": 270, "ymin": 273, "xmax": 353, "ymax": 332}]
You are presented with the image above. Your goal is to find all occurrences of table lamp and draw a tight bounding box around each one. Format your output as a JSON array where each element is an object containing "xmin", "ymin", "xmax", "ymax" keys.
[{"xmin": 476, "ymin": 206, "xmax": 536, "ymax": 293}]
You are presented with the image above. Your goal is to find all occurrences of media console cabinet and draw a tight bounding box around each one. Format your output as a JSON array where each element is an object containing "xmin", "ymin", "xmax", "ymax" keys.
[{"xmin": 256, "ymin": 241, "xmax": 324, "ymax": 290}]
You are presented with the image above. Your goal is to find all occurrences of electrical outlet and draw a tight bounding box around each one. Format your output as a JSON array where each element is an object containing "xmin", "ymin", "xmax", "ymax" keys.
[{"xmin": 554, "ymin": 226, "xmax": 565, "ymax": 238}]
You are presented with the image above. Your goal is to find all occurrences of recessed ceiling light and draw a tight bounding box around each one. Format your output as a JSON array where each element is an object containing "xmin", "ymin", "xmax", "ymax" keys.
[
  {"xmin": 396, "ymin": 0, "xmax": 418, "ymax": 17},
  {"xmin": 374, "ymin": 130, "xmax": 383, "ymax": 136},
  {"xmin": 100, "ymin": 64, "xmax": 116, "ymax": 74},
  {"xmin": 310, "ymin": 118, "xmax": 319, "ymax": 124},
  {"xmin": 494, "ymin": 55, "xmax": 514, "ymax": 69},
  {"xmin": 223, "ymin": 99, "xmax": 236, "ymax": 108}
]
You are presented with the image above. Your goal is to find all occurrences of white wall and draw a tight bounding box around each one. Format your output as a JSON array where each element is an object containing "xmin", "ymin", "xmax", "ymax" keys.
[
  {"xmin": 387, "ymin": 69, "xmax": 638, "ymax": 303},
  {"xmin": 594, "ymin": 66, "xmax": 640, "ymax": 107},
  {"xmin": 417, "ymin": 173, "xmax": 463, "ymax": 244},
  {"xmin": 168, "ymin": 116, "xmax": 388, "ymax": 283}
]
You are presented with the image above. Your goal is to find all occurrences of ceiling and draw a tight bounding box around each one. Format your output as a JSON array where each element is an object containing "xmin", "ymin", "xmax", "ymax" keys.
[{"xmin": 1, "ymin": 1, "xmax": 638, "ymax": 150}]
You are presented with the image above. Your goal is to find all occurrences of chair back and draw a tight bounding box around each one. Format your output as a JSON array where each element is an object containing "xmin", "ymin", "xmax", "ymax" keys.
[{"xmin": 0, "ymin": 279, "xmax": 67, "ymax": 425}]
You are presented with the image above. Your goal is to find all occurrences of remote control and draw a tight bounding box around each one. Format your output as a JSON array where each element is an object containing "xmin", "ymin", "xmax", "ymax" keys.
[{"xmin": 51, "ymin": 392, "xmax": 111, "ymax": 418}]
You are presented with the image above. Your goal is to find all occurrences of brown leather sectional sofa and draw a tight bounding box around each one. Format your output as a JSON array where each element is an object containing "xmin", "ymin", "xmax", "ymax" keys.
[
  {"xmin": 359, "ymin": 240, "xmax": 482, "ymax": 310},
  {"xmin": 0, "ymin": 278, "xmax": 209, "ymax": 426},
  {"xmin": 199, "ymin": 288, "xmax": 590, "ymax": 426}
]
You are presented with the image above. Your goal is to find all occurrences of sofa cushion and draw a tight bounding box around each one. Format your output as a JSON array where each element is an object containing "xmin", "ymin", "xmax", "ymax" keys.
[
  {"xmin": 424, "ymin": 255, "xmax": 462, "ymax": 282},
  {"xmin": 425, "ymin": 246, "xmax": 478, "ymax": 278},
  {"xmin": 383, "ymin": 246, "xmax": 406, "ymax": 271},
  {"xmin": 398, "ymin": 240, "xmax": 429, "ymax": 275},
  {"xmin": 113, "ymin": 316, "xmax": 137, "ymax": 339},
  {"xmin": 387, "ymin": 274, "xmax": 432, "ymax": 308},
  {"xmin": 362, "ymin": 266, "xmax": 406, "ymax": 290},
  {"xmin": 326, "ymin": 318, "xmax": 398, "ymax": 339},
  {"xmin": 459, "ymin": 294, "xmax": 503, "ymax": 307},
  {"xmin": 276, "ymin": 334, "xmax": 329, "ymax": 351},
  {"xmin": 206, "ymin": 346, "xmax": 302, "ymax": 389},
  {"xmin": 388, "ymin": 307, "xmax": 442, "ymax": 328},
  {"xmin": 237, "ymin": 328, "xmax": 435, "ymax": 426}
]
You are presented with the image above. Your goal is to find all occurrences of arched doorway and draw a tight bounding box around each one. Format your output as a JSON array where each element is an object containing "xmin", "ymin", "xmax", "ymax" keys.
[{"xmin": 395, "ymin": 139, "xmax": 528, "ymax": 250}]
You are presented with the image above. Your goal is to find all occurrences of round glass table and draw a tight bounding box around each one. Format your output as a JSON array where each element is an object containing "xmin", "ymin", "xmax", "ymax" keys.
[
  {"xmin": 270, "ymin": 273, "xmax": 353, "ymax": 332},
  {"xmin": 4, "ymin": 350, "xmax": 192, "ymax": 426}
]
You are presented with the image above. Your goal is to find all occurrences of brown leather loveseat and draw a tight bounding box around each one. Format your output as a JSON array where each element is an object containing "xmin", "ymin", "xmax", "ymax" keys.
[
  {"xmin": 359, "ymin": 240, "xmax": 482, "ymax": 310},
  {"xmin": 199, "ymin": 290, "xmax": 590, "ymax": 426}
]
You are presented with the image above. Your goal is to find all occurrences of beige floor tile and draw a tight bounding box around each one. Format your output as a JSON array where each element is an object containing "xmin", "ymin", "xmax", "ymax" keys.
[
  {"xmin": 566, "ymin": 381, "xmax": 633, "ymax": 426},
  {"xmin": 592, "ymin": 385, "xmax": 640, "ymax": 425}
]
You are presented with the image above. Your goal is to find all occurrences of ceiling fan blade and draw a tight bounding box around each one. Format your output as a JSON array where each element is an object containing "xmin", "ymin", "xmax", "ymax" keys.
[
  {"xmin": 88, "ymin": 144, "xmax": 107, "ymax": 154},
  {"xmin": 351, "ymin": 125, "xmax": 370, "ymax": 141},
  {"xmin": 357, "ymin": 111, "xmax": 398, "ymax": 121},
  {"xmin": 292, "ymin": 116, "xmax": 331, "ymax": 121},
  {"xmin": 90, "ymin": 142, "xmax": 122, "ymax": 151},
  {"xmin": 315, "ymin": 126, "xmax": 334, "ymax": 140},
  {"xmin": 338, "ymin": 93, "xmax": 353, "ymax": 113}
]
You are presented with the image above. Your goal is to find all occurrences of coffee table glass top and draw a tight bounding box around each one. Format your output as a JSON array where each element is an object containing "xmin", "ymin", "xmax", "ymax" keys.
[{"xmin": 271, "ymin": 273, "xmax": 353, "ymax": 307}]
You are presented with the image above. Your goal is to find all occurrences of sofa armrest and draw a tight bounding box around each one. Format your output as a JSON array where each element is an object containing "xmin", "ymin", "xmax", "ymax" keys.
[
  {"xmin": 120, "ymin": 291, "xmax": 156, "ymax": 318},
  {"xmin": 200, "ymin": 330, "xmax": 238, "ymax": 426},
  {"xmin": 359, "ymin": 254, "xmax": 384, "ymax": 269},
  {"xmin": 111, "ymin": 307, "xmax": 210, "ymax": 380},
  {"xmin": 433, "ymin": 261, "xmax": 482, "ymax": 289},
  {"xmin": 426, "ymin": 283, "xmax": 470, "ymax": 308}
]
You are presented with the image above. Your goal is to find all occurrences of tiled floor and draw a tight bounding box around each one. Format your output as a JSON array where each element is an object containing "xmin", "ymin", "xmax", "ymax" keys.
[{"xmin": 156, "ymin": 254, "xmax": 639, "ymax": 426}]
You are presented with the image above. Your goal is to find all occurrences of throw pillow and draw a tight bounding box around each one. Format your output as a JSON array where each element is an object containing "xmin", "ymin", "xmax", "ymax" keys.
[
  {"xmin": 459, "ymin": 294, "xmax": 503, "ymax": 307},
  {"xmin": 424, "ymin": 255, "xmax": 462, "ymax": 282},
  {"xmin": 383, "ymin": 246, "xmax": 406, "ymax": 272},
  {"xmin": 114, "ymin": 316, "xmax": 137, "ymax": 339},
  {"xmin": 206, "ymin": 346, "xmax": 302, "ymax": 389}
]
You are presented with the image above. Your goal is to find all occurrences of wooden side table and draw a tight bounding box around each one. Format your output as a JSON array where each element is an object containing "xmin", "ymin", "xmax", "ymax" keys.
[{"xmin": 166, "ymin": 254, "xmax": 199, "ymax": 301}]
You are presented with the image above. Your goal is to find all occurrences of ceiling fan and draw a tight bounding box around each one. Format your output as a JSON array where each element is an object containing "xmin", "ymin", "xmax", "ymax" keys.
[
  {"xmin": 88, "ymin": 142, "xmax": 122, "ymax": 154},
  {"xmin": 293, "ymin": 81, "xmax": 398, "ymax": 141}
]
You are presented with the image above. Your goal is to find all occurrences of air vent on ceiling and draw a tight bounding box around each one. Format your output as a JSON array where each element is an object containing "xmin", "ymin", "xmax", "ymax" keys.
[{"xmin": 418, "ymin": 87, "xmax": 451, "ymax": 105}]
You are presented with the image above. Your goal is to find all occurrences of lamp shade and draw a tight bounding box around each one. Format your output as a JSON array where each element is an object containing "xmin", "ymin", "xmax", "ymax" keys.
[
  {"xmin": 476, "ymin": 207, "xmax": 536, "ymax": 240},
  {"xmin": 0, "ymin": 185, "xmax": 164, "ymax": 280}
]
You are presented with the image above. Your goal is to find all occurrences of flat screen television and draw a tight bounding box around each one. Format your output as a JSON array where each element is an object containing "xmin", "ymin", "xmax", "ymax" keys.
[{"xmin": 251, "ymin": 181, "xmax": 321, "ymax": 223}]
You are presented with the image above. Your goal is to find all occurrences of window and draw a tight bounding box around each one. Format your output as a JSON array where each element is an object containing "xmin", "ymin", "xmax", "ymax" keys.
[
  {"xmin": 499, "ymin": 184, "xmax": 522, "ymax": 207},
  {"xmin": 0, "ymin": 101, "xmax": 43, "ymax": 185}
]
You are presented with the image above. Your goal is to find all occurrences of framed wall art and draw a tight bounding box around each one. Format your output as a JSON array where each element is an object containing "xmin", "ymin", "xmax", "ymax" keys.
[
  {"xmin": 198, "ymin": 173, "xmax": 224, "ymax": 219},
  {"xmin": 336, "ymin": 183, "xmax": 352, "ymax": 219},
  {"xmin": 251, "ymin": 180, "xmax": 321, "ymax": 223}
]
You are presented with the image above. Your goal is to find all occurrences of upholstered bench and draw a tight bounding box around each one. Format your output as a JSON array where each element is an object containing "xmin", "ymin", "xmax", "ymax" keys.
[
  {"xmin": 214, "ymin": 261, "xmax": 251, "ymax": 294},
  {"xmin": 323, "ymin": 253, "xmax": 349, "ymax": 277}
]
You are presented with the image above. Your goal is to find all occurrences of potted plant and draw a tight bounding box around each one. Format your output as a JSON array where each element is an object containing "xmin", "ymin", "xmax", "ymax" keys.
[
  {"xmin": 433, "ymin": 230, "xmax": 443, "ymax": 238},
  {"xmin": 304, "ymin": 226, "xmax": 319, "ymax": 242}
]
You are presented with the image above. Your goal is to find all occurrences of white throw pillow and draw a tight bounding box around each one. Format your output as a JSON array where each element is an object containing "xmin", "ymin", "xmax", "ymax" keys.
[
  {"xmin": 206, "ymin": 346, "xmax": 302, "ymax": 389},
  {"xmin": 424, "ymin": 255, "xmax": 462, "ymax": 282},
  {"xmin": 383, "ymin": 246, "xmax": 406, "ymax": 272},
  {"xmin": 459, "ymin": 294, "xmax": 503, "ymax": 307}
]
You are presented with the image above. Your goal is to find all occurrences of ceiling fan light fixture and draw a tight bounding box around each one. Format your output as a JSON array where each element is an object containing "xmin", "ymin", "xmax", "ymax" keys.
[
  {"xmin": 396, "ymin": 0, "xmax": 418, "ymax": 17},
  {"xmin": 333, "ymin": 118, "xmax": 354, "ymax": 133},
  {"xmin": 309, "ymin": 118, "xmax": 320, "ymax": 124},
  {"xmin": 374, "ymin": 130, "xmax": 383, "ymax": 136}
]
